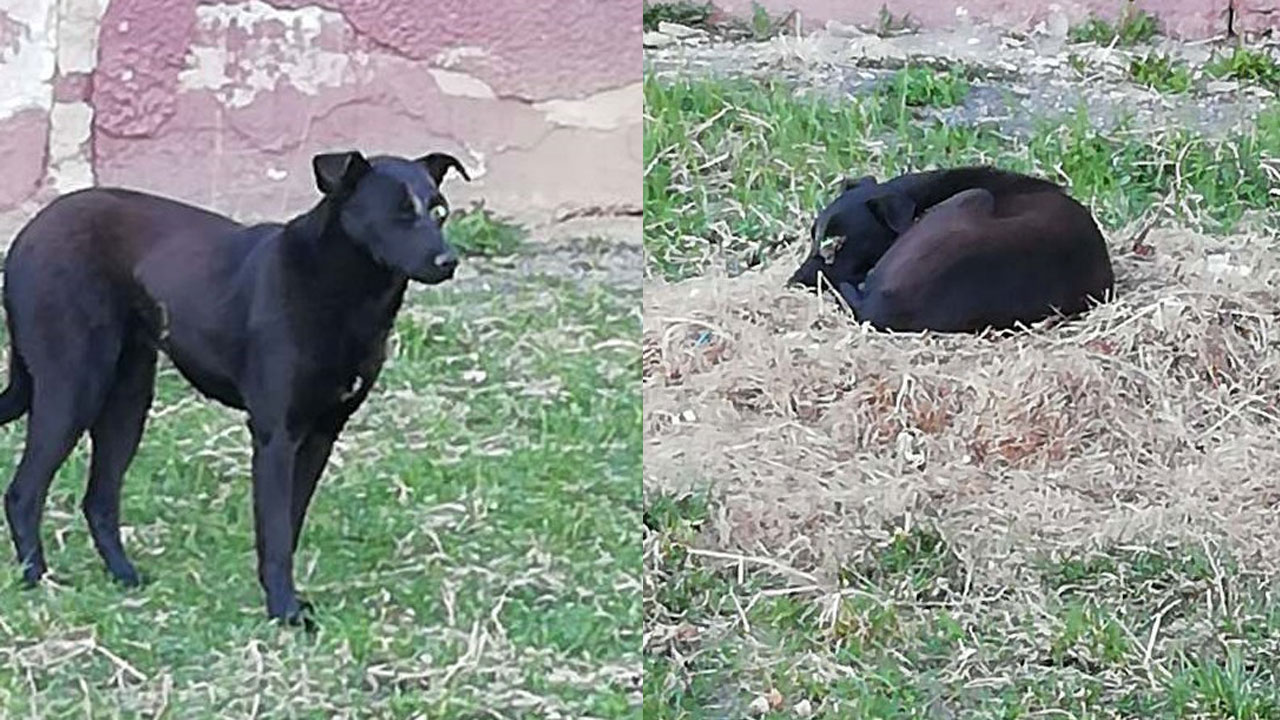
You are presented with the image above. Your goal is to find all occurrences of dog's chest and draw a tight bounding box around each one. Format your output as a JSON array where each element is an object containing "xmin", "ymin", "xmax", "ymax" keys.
[{"xmin": 315, "ymin": 329, "xmax": 390, "ymax": 408}]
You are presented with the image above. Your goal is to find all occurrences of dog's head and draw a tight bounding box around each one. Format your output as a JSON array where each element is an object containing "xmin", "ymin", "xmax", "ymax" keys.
[
  {"xmin": 312, "ymin": 150, "xmax": 471, "ymax": 285},
  {"xmin": 789, "ymin": 175, "xmax": 916, "ymax": 289}
]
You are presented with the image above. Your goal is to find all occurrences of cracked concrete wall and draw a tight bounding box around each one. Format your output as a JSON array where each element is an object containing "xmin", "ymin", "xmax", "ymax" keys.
[
  {"xmin": 0, "ymin": 0, "xmax": 641, "ymax": 239},
  {"xmin": 720, "ymin": 0, "xmax": 1268, "ymax": 39}
]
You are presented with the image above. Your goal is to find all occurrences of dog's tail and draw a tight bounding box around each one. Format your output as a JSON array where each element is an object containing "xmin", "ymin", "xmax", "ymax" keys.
[{"xmin": 0, "ymin": 348, "xmax": 31, "ymax": 425}]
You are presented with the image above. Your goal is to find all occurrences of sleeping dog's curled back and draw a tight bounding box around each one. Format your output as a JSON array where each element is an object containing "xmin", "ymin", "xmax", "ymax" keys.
[{"xmin": 790, "ymin": 167, "xmax": 1115, "ymax": 333}]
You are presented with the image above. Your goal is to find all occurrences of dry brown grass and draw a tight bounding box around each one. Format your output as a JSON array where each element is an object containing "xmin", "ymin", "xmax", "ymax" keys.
[{"xmin": 644, "ymin": 226, "xmax": 1280, "ymax": 581}]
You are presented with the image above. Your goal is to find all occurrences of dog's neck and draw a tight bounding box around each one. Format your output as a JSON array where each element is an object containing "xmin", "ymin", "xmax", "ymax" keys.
[{"xmin": 283, "ymin": 198, "xmax": 409, "ymax": 312}]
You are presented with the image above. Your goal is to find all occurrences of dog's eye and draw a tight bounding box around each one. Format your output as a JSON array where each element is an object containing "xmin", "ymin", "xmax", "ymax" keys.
[
  {"xmin": 820, "ymin": 235, "xmax": 846, "ymax": 262},
  {"xmin": 428, "ymin": 203, "xmax": 449, "ymax": 224}
]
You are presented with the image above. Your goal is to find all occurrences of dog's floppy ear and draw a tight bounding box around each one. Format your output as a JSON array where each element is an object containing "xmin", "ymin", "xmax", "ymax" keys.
[
  {"xmin": 866, "ymin": 191, "xmax": 916, "ymax": 235},
  {"xmin": 313, "ymin": 151, "xmax": 371, "ymax": 196},
  {"xmin": 841, "ymin": 175, "xmax": 876, "ymax": 192},
  {"xmin": 419, "ymin": 153, "xmax": 471, "ymax": 185}
]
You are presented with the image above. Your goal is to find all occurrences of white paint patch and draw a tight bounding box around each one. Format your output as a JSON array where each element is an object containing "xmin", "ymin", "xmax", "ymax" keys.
[
  {"xmin": 46, "ymin": 100, "xmax": 93, "ymax": 192},
  {"xmin": 428, "ymin": 68, "xmax": 496, "ymax": 100},
  {"xmin": 434, "ymin": 45, "xmax": 490, "ymax": 68},
  {"xmin": 55, "ymin": 0, "xmax": 107, "ymax": 73},
  {"xmin": 533, "ymin": 82, "xmax": 642, "ymax": 132},
  {"xmin": 178, "ymin": 0, "xmax": 365, "ymax": 109},
  {"xmin": 0, "ymin": 0, "xmax": 57, "ymax": 120},
  {"xmin": 462, "ymin": 147, "xmax": 488, "ymax": 179}
]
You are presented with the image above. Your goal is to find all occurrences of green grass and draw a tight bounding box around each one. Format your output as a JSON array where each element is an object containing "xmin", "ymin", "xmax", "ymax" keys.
[
  {"xmin": 642, "ymin": 1, "xmax": 712, "ymax": 32},
  {"xmin": 1068, "ymin": 4, "xmax": 1160, "ymax": 46},
  {"xmin": 643, "ymin": 74, "xmax": 1280, "ymax": 280},
  {"xmin": 878, "ymin": 65, "xmax": 971, "ymax": 107},
  {"xmin": 1128, "ymin": 52, "xmax": 1193, "ymax": 93},
  {"xmin": 745, "ymin": 2, "xmax": 782, "ymax": 41},
  {"xmin": 1206, "ymin": 45, "xmax": 1280, "ymax": 90},
  {"xmin": 871, "ymin": 5, "xmax": 918, "ymax": 37},
  {"xmin": 445, "ymin": 205, "xmax": 525, "ymax": 256},
  {"xmin": 0, "ymin": 269, "xmax": 640, "ymax": 715},
  {"xmin": 643, "ymin": 0, "xmax": 785, "ymax": 40},
  {"xmin": 644, "ymin": 492, "xmax": 1280, "ymax": 718}
]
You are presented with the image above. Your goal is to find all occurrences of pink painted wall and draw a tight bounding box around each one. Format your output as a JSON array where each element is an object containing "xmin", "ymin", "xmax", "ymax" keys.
[
  {"xmin": 718, "ymin": 0, "xmax": 1257, "ymax": 38},
  {"xmin": 0, "ymin": 0, "xmax": 641, "ymax": 235}
]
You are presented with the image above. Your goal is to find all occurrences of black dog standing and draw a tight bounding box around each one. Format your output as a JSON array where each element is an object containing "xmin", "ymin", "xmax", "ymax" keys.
[{"xmin": 0, "ymin": 150, "xmax": 468, "ymax": 625}]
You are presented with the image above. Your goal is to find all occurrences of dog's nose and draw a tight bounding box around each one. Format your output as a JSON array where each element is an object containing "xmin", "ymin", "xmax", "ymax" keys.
[{"xmin": 434, "ymin": 251, "xmax": 458, "ymax": 271}]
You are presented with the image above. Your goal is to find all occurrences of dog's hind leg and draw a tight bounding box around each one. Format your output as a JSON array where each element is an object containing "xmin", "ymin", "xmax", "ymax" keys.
[
  {"xmin": 85, "ymin": 330, "xmax": 156, "ymax": 587},
  {"xmin": 4, "ymin": 288, "xmax": 124, "ymax": 585},
  {"xmin": 5, "ymin": 375, "xmax": 109, "ymax": 585}
]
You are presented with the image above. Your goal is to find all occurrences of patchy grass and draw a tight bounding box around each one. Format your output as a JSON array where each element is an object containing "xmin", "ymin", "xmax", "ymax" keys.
[
  {"xmin": 1068, "ymin": 5, "xmax": 1160, "ymax": 46},
  {"xmin": 643, "ymin": 0, "xmax": 787, "ymax": 40},
  {"xmin": 642, "ymin": 1, "xmax": 713, "ymax": 32},
  {"xmin": 743, "ymin": 2, "xmax": 784, "ymax": 41},
  {"xmin": 0, "ymin": 273, "xmax": 640, "ymax": 716},
  {"xmin": 868, "ymin": 5, "xmax": 919, "ymax": 37},
  {"xmin": 644, "ymin": 494, "xmax": 1280, "ymax": 718},
  {"xmin": 445, "ymin": 204, "xmax": 525, "ymax": 256},
  {"xmin": 1206, "ymin": 45, "xmax": 1280, "ymax": 90},
  {"xmin": 643, "ymin": 74, "xmax": 1280, "ymax": 279},
  {"xmin": 877, "ymin": 65, "xmax": 971, "ymax": 108},
  {"xmin": 1128, "ymin": 52, "xmax": 1194, "ymax": 93},
  {"xmin": 643, "ymin": 28, "xmax": 1280, "ymax": 719}
]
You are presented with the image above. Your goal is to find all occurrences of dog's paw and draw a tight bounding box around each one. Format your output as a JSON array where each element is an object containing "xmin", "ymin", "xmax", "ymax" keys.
[
  {"xmin": 111, "ymin": 565, "xmax": 146, "ymax": 588},
  {"xmin": 18, "ymin": 561, "xmax": 47, "ymax": 588},
  {"xmin": 269, "ymin": 599, "xmax": 317, "ymax": 633}
]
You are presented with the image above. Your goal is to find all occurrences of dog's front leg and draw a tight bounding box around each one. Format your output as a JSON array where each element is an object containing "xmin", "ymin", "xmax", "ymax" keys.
[{"xmin": 250, "ymin": 427, "xmax": 308, "ymax": 625}]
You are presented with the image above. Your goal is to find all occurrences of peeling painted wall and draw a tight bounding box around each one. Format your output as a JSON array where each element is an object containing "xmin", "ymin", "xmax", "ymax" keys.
[
  {"xmin": 718, "ymin": 0, "xmax": 1270, "ymax": 39},
  {"xmin": 0, "ymin": 0, "xmax": 641, "ymax": 238}
]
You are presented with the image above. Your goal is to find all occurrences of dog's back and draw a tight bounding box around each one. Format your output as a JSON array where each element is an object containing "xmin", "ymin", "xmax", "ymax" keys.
[
  {"xmin": 851, "ymin": 186, "xmax": 1114, "ymax": 332},
  {"xmin": 888, "ymin": 166, "xmax": 1066, "ymax": 210},
  {"xmin": 10, "ymin": 188, "xmax": 246, "ymax": 269}
]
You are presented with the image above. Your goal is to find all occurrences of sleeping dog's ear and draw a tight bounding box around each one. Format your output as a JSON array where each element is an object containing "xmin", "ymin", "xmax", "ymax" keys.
[
  {"xmin": 841, "ymin": 175, "xmax": 876, "ymax": 192},
  {"xmin": 418, "ymin": 153, "xmax": 472, "ymax": 185},
  {"xmin": 312, "ymin": 151, "xmax": 371, "ymax": 196},
  {"xmin": 866, "ymin": 191, "xmax": 917, "ymax": 235}
]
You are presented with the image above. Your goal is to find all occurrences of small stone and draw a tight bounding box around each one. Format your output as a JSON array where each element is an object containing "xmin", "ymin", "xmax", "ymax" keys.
[
  {"xmin": 769, "ymin": 688, "xmax": 784, "ymax": 710},
  {"xmin": 824, "ymin": 20, "xmax": 861, "ymax": 38},
  {"xmin": 658, "ymin": 21, "xmax": 706, "ymax": 38},
  {"xmin": 748, "ymin": 696, "xmax": 771, "ymax": 715},
  {"xmin": 680, "ymin": 409, "xmax": 697, "ymax": 423},
  {"xmin": 1206, "ymin": 80, "xmax": 1238, "ymax": 94},
  {"xmin": 1045, "ymin": 10, "xmax": 1070, "ymax": 39},
  {"xmin": 642, "ymin": 31, "xmax": 674, "ymax": 48},
  {"xmin": 794, "ymin": 699, "xmax": 814, "ymax": 717},
  {"xmin": 673, "ymin": 623, "xmax": 699, "ymax": 642}
]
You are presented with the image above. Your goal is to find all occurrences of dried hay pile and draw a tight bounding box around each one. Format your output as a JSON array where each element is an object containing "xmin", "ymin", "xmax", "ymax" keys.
[{"xmin": 644, "ymin": 228, "xmax": 1280, "ymax": 581}]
